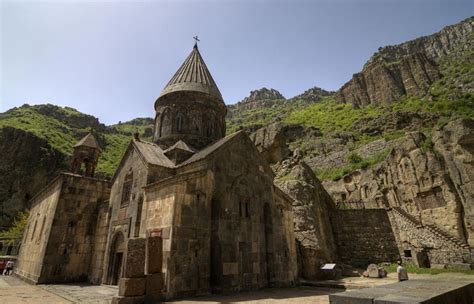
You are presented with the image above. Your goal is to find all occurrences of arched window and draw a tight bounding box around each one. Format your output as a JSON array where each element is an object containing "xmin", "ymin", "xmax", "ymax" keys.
[
  {"xmin": 121, "ymin": 171, "xmax": 133, "ymax": 207},
  {"xmin": 176, "ymin": 113, "xmax": 185, "ymax": 133}
]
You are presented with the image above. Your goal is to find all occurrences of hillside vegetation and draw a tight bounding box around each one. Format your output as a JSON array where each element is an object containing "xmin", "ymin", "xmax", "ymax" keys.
[
  {"xmin": 0, "ymin": 104, "xmax": 153, "ymax": 177},
  {"xmin": 0, "ymin": 17, "xmax": 472, "ymax": 229}
]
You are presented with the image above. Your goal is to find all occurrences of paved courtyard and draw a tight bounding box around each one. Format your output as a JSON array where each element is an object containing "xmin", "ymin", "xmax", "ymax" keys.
[
  {"xmin": 0, "ymin": 276, "xmax": 117, "ymax": 304},
  {"xmin": 0, "ymin": 272, "xmax": 472, "ymax": 303}
]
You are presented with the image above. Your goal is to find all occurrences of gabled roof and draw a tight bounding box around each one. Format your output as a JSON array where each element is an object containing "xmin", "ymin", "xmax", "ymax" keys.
[
  {"xmin": 164, "ymin": 140, "xmax": 197, "ymax": 154},
  {"xmin": 74, "ymin": 133, "xmax": 101, "ymax": 150},
  {"xmin": 178, "ymin": 131, "xmax": 244, "ymax": 166},
  {"xmin": 158, "ymin": 45, "xmax": 223, "ymax": 101},
  {"xmin": 112, "ymin": 132, "xmax": 248, "ymax": 183},
  {"xmin": 133, "ymin": 139, "xmax": 175, "ymax": 168}
]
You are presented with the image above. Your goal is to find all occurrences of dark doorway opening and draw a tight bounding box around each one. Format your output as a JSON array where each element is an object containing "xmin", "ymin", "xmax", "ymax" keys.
[
  {"xmin": 416, "ymin": 250, "xmax": 431, "ymax": 268},
  {"xmin": 107, "ymin": 232, "xmax": 125, "ymax": 285},
  {"xmin": 110, "ymin": 252, "xmax": 123, "ymax": 285}
]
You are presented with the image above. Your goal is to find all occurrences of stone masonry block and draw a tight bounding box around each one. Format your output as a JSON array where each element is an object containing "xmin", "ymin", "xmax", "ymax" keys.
[
  {"xmin": 146, "ymin": 273, "xmax": 163, "ymax": 297},
  {"xmin": 124, "ymin": 238, "xmax": 146, "ymax": 278},
  {"xmin": 146, "ymin": 236, "xmax": 162, "ymax": 274},
  {"xmin": 112, "ymin": 295, "xmax": 145, "ymax": 304},
  {"xmin": 118, "ymin": 277, "xmax": 146, "ymax": 297},
  {"xmin": 222, "ymin": 262, "xmax": 238, "ymax": 275}
]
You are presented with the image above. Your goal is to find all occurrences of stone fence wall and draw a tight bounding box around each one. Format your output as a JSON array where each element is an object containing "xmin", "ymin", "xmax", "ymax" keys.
[{"xmin": 330, "ymin": 209, "xmax": 400, "ymax": 267}]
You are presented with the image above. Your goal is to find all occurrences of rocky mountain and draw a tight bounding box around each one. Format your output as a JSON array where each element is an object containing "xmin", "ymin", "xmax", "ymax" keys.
[
  {"xmin": 290, "ymin": 87, "xmax": 334, "ymax": 103},
  {"xmin": 1, "ymin": 17, "xmax": 473, "ymax": 233},
  {"xmin": 336, "ymin": 16, "xmax": 473, "ymax": 107},
  {"xmin": 243, "ymin": 87, "xmax": 285, "ymax": 102},
  {"xmin": 226, "ymin": 87, "xmax": 335, "ymax": 134}
]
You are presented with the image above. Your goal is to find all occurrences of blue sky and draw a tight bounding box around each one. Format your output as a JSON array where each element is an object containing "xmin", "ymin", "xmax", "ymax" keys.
[{"xmin": 1, "ymin": 0, "xmax": 472, "ymax": 125}]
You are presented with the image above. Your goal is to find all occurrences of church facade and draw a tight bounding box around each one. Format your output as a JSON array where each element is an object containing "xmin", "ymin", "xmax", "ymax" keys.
[{"xmin": 15, "ymin": 44, "xmax": 298, "ymax": 300}]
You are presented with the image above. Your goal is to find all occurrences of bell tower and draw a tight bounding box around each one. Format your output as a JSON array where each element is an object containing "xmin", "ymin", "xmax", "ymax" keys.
[
  {"xmin": 153, "ymin": 43, "xmax": 227, "ymax": 150},
  {"xmin": 70, "ymin": 132, "xmax": 101, "ymax": 177}
]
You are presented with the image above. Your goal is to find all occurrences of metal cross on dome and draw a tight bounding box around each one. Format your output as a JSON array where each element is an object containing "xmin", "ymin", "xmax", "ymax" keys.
[{"xmin": 193, "ymin": 36, "xmax": 200, "ymax": 48}]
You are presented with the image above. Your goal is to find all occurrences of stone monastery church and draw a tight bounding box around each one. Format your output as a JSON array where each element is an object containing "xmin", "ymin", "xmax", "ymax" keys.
[{"xmin": 15, "ymin": 44, "xmax": 298, "ymax": 300}]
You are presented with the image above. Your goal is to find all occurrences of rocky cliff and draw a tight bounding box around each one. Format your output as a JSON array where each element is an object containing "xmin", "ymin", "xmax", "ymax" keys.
[
  {"xmin": 0, "ymin": 127, "xmax": 67, "ymax": 229},
  {"xmin": 323, "ymin": 119, "xmax": 474, "ymax": 249},
  {"xmin": 250, "ymin": 123, "xmax": 337, "ymax": 278},
  {"xmin": 336, "ymin": 17, "xmax": 473, "ymax": 107},
  {"xmin": 274, "ymin": 154, "xmax": 337, "ymax": 279}
]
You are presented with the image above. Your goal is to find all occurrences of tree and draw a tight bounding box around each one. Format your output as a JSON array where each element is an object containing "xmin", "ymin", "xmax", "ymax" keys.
[{"xmin": 0, "ymin": 210, "xmax": 29, "ymax": 245}]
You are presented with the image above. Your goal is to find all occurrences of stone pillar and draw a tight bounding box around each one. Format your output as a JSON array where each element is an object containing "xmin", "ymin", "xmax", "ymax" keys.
[
  {"xmin": 112, "ymin": 238, "xmax": 146, "ymax": 304},
  {"xmin": 145, "ymin": 231, "xmax": 164, "ymax": 303}
]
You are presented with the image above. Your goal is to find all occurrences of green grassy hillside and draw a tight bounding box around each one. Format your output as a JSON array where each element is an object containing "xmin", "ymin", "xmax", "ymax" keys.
[{"xmin": 0, "ymin": 104, "xmax": 153, "ymax": 177}]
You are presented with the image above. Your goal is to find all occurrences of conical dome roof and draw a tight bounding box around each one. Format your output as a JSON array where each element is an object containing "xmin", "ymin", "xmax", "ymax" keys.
[{"xmin": 158, "ymin": 45, "xmax": 223, "ymax": 101}]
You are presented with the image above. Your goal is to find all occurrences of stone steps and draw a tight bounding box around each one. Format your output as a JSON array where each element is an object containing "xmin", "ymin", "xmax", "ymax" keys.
[{"xmin": 391, "ymin": 207, "xmax": 469, "ymax": 250}]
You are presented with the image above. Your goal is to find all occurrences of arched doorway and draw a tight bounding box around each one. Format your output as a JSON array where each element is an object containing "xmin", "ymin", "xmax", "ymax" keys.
[{"xmin": 107, "ymin": 232, "xmax": 125, "ymax": 285}]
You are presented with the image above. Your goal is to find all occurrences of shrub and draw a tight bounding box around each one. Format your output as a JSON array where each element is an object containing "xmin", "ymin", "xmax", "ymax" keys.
[
  {"xmin": 420, "ymin": 137, "xmax": 434, "ymax": 154},
  {"xmin": 347, "ymin": 152, "xmax": 363, "ymax": 164}
]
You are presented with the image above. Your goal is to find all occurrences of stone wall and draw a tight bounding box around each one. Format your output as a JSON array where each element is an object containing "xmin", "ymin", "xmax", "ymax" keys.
[
  {"xmin": 330, "ymin": 209, "xmax": 400, "ymax": 267},
  {"xmin": 154, "ymin": 91, "xmax": 227, "ymax": 150},
  {"xmin": 144, "ymin": 168, "xmax": 213, "ymax": 299},
  {"xmin": 208, "ymin": 134, "xmax": 297, "ymax": 293},
  {"xmin": 103, "ymin": 142, "xmax": 174, "ymax": 285},
  {"xmin": 88, "ymin": 199, "xmax": 111, "ymax": 284},
  {"xmin": 142, "ymin": 133, "xmax": 297, "ymax": 299},
  {"xmin": 15, "ymin": 173, "xmax": 110, "ymax": 284},
  {"xmin": 14, "ymin": 177, "xmax": 63, "ymax": 283},
  {"xmin": 40, "ymin": 174, "xmax": 110, "ymax": 283}
]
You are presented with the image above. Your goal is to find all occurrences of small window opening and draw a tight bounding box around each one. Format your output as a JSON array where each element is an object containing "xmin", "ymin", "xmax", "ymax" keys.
[
  {"xmin": 207, "ymin": 119, "xmax": 214, "ymax": 137},
  {"xmin": 67, "ymin": 221, "xmax": 76, "ymax": 234},
  {"xmin": 239, "ymin": 201, "xmax": 242, "ymax": 217},
  {"xmin": 31, "ymin": 219, "xmax": 38, "ymax": 241},
  {"xmin": 404, "ymin": 250, "xmax": 412, "ymax": 258},
  {"xmin": 36, "ymin": 217, "xmax": 46, "ymax": 243},
  {"xmin": 245, "ymin": 202, "xmax": 250, "ymax": 218},
  {"xmin": 176, "ymin": 113, "xmax": 185, "ymax": 133},
  {"xmin": 134, "ymin": 196, "xmax": 144, "ymax": 238},
  {"xmin": 195, "ymin": 249, "xmax": 198, "ymax": 258},
  {"xmin": 121, "ymin": 171, "xmax": 133, "ymax": 207}
]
